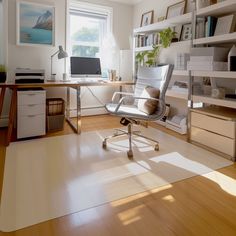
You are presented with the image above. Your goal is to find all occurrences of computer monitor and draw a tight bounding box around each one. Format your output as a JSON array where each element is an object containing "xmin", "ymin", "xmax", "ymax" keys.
[{"xmin": 70, "ymin": 57, "xmax": 102, "ymax": 77}]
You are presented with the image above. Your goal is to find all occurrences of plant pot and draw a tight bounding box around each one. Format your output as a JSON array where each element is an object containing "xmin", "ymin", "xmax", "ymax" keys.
[{"xmin": 0, "ymin": 72, "xmax": 6, "ymax": 83}]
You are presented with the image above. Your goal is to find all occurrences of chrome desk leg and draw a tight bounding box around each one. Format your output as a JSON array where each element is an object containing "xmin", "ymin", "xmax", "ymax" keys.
[
  {"xmin": 76, "ymin": 86, "xmax": 81, "ymax": 134},
  {"xmin": 65, "ymin": 86, "xmax": 81, "ymax": 134},
  {"xmin": 66, "ymin": 87, "xmax": 70, "ymax": 120}
]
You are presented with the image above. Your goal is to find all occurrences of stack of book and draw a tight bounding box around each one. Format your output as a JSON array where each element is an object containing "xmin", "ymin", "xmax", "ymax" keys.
[
  {"xmin": 135, "ymin": 33, "xmax": 159, "ymax": 48},
  {"xmin": 187, "ymin": 47, "xmax": 229, "ymax": 71}
]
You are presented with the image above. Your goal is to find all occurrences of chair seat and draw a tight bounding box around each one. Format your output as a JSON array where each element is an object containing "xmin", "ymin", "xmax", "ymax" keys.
[{"xmin": 105, "ymin": 103, "xmax": 149, "ymax": 118}]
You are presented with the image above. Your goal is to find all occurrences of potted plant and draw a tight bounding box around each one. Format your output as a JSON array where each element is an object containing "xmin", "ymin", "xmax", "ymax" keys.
[
  {"xmin": 136, "ymin": 27, "xmax": 176, "ymax": 67},
  {"xmin": 0, "ymin": 65, "xmax": 7, "ymax": 83}
]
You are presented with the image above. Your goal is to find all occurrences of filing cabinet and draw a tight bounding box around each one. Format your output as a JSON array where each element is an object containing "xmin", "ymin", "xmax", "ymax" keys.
[{"xmin": 17, "ymin": 90, "xmax": 46, "ymax": 139}]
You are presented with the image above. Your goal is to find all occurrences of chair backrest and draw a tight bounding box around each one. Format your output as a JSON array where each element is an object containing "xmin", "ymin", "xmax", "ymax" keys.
[{"xmin": 135, "ymin": 64, "xmax": 173, "ymax": 101}]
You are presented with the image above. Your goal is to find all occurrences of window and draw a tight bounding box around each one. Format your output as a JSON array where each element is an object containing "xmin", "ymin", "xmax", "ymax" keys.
[{"xmin": 69, "ymin": 2, "xmax": 112, "ymax": 58}]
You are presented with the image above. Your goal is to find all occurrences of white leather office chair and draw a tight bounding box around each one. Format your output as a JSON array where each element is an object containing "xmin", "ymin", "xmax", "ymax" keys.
[{"xmin": 103, "ymin": 64, "xmax": 174, "ymax": 159}]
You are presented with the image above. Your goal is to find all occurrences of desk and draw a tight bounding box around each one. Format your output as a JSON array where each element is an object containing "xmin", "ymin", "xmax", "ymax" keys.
[{"xmin": 0, "ymin": 80, "xmax": 134, "ymax": 146}]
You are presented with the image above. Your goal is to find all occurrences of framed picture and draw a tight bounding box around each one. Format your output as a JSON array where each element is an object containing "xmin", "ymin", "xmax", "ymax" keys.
[
  {"xmin": 16, "ymin": 1, "xmax": 55, "ymax": 46},
  {"xmin": 140, "ymin": 10, "xmax": 154, "ymax": 27},
  {"xmin": 180, "ymin": 23, "xmax": 192, "ymax": 41},
  {"xmin": 166, "ymin": 0, "xmax": 186, "ymax": 19}
]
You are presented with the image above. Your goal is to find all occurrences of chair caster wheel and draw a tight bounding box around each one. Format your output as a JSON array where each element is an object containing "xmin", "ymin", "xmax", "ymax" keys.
[
  {"xmin": 154, "ymin": 144, "xmax": 159, "ymax": 151},
  {"xmin": 127, "ymin": 150, "xmax": 133, "ymax": 159},
  {"xmin": 102, "ymin": 141, "xmax": 107, "ymax": 149}
]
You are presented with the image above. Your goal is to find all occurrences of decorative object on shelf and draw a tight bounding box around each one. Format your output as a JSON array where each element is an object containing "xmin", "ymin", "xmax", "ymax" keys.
[
  {"xmin": 0, "ymin": 65, "xmax": 7, "ymax": 83},
  {"xmin": 16, "ymin": 1, "xmax": 55, "ymax": 46},
  {"xmin": 173, "ymin": 25, "xmax": 182, "ymax": 41},
  {"xmin": 166, "ymin": 115, "xmax": 187, "ymax": 134},
  {"xmin": 166, "ymin": 0, "xmax": 186, "ymax": 19},
  {"xmin": 180, "ymin": 23, "xmax": 192, "ymax": 41},
  {"xmin": 228, "ymin": 45, "xmax": 236, "ymax": 71},
  {"xmin": 211, "ymin": 87, "xmax": 226, "ymax": 99},
  {"xmin": 175, "ymin": 53, "xmax": 190, "ymax": 70},
  {"xmin": 140, "ymin": 10, "xmax": 154, "ymax": 27},
  {"xmin": 196, "ymin": 0, "xmax": 217, "ymax": 10},
  {"xmin": 157, "ymin": 16, "xmax": 165, "ymax": 22},
  {"xmin": 50, "ymin": 45, "xmax": 68, "ymax": 81},
  {"xmin": 136, "ymin": 28, "xmax": 176, "ymax": 67},
  {"xmin": 214, "ymin": 14, "xmax": 236, "ymax": 36}
]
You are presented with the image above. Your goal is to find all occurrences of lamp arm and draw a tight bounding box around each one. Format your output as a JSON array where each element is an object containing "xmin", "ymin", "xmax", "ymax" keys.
[{"xmin": 51, "ymin": 50, "xmax": 59, "ymax": 76}]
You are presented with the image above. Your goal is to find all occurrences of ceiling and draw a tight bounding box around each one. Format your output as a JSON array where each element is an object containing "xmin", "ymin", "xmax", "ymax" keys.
[{"xmin": 107, "ymin": 0, "xmax": 142, "ymax": 5}]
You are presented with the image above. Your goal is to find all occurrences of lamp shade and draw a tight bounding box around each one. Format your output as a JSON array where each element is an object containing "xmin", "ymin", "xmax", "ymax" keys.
[{"xmin": 58, "ymin": 46, "xmax": 68, "ymax": 59}]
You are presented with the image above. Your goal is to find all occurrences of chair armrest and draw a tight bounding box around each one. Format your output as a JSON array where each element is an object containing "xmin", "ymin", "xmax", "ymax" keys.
[{"xmin": 112, "ymin": 92, "xmax": 134, "ymax": 103}]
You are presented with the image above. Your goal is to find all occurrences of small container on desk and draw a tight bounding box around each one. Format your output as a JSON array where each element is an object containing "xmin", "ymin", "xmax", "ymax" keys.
[{"xmin": 46, "ymin": 98, "xmax": 65, "ymax": 132}]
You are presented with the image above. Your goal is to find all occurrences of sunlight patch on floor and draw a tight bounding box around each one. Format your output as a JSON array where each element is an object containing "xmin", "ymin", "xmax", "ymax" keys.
[
  {"xmin": 162, "ymin": 195, "xmax": 175, "ymax": 203},
  {"xmin": 204, "ymin": 171, "xmax": 236, "ymax": 196},
  {"xmin": 118, "ymin": 205, "xmax": 144, "ymax": 226}
]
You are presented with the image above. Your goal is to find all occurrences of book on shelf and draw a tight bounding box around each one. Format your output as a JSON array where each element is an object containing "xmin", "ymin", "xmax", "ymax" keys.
[
  {"xmin": 205, "ymin": 16, "xmax": 217, "ymax": 37},
  {"xmin": 196, "ymin": 18, "xmax": 205, "ymax": 39},
  {"xmin": 135, "ymin": 33, "xmax": 159, "ymax": 48}
]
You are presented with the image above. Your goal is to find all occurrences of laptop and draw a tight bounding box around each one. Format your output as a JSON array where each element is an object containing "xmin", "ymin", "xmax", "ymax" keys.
[{"xmin": 70, "ymin": 57, "xmax": 102, "ymax": 78}]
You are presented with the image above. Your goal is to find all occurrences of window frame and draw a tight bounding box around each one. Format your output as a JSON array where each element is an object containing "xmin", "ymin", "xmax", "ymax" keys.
[{"xmin": 66, "ymin": 0, "xmax": 113, "ymax": 68}]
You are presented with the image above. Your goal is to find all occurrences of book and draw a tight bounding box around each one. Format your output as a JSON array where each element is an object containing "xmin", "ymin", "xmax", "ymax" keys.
[{"xmin": 207, "ymin": 16, "xmax": 217, "ymax": 37}]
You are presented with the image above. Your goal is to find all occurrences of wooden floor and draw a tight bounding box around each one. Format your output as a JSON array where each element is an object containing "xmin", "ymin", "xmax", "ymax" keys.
[{"xmin": 0, "ymin": 115, "xmax": 236, "ymax": 236}]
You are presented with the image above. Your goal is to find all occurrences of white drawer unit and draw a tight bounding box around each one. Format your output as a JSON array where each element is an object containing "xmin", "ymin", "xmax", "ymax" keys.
[
  {"xmin": 17, "ymin": 90, "xmax": 46, "ymax": 139},
  {"xmin": 190, "ymin": 107, "xmax": 236, "ymax": 159}
]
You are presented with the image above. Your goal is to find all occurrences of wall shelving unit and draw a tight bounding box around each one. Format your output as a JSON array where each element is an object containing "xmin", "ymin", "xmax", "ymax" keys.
[
  {"xmin": 133, "ymin": 13, "xmax": 192, "ymax": 101},
  {"xmin": 189, "ymin": 0, "xmax": 236, "ymax": 160}
]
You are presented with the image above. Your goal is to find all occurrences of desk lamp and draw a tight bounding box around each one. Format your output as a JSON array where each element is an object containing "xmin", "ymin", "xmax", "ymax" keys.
[{"xmin": 50, "ymin": 45, "xmax": 68, "ymax": 80}]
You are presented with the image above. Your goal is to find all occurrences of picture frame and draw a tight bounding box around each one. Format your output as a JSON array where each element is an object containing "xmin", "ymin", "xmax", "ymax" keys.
[
  {"xmin": 180, "ymin": 23, "xmax": 192, "ymax": 41},
  {"xmin": 140, "ymin": 10, "xmax": 154, "ymax": 27},
  {"xmin": 16, "ymin": 0, "xmax": 55, "ymax": 46},
  {"xmin": 166, "ymin": 0, "xmax": 186, "ymax": 20}
]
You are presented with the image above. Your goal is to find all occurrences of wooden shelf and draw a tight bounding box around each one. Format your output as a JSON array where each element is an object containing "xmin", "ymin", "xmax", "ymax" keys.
[
  {"xmin": 192, "ymin": 71, "xmax": 236, "ymax": 78},
  {"xmin": 192, "ymin": 95, "xmax": 236, "ymax": 109},
  {"xmin": 193, "ymin": 32, "xmax": 236, "ymax": 45},
  {"xmin": 173, "ymin": 70, "xmax": 189, "ymax": 76},
  {"xmin": 134, "ymin": 13, "xmax": 192, "ymax": 34},
  {"xmin": 134, "ymin": 46, "xmax": 153, "ymax": 52},
  {"xmin": 196, "ymin": 0, "xmax": 236, "ymax": 17},
  {"xmin": 166, "ymin": 90, "xmax": 188, "ymax": 100},
  {"xmin": 134, "ymin": 40, "xmax": 191, "ymax": 52}
]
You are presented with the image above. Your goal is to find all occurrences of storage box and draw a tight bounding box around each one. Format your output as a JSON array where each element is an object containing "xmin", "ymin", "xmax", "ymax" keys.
[
  {"xmin": 46, "ymin": 98, "xmax": 65, "ymax": 132},
  {"xmin": 190, "ymin": 47, "xmax": 229, "ymax": 61},
  {"xmin": 47, "ymin": 114, "xmax": 65, "ymax": 132}
]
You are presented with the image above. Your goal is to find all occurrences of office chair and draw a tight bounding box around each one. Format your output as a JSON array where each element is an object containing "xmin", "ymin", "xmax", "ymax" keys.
[{"xmin": 102, "ymin": 64, "xmax": 174, "ymax": 159}]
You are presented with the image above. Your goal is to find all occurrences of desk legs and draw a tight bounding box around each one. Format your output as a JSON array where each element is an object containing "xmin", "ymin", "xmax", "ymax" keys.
[
  {"xmin": 65, "ymin": 86, "xmax": 81, "ymax": 134},
  {"xmin": 6, "ymin": 88, "xmax": 17, "ymax": 146},
  {"xmin": 0, "ymin": 87, "xmax": 6, "ymax": 119}
]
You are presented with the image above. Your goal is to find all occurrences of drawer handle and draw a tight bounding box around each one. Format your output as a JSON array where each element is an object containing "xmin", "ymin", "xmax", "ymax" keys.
[
  {"xmin": 27, "ymin": 94, "xmax": 36, "ymax": 96},
  {"xmin": 28, "ymin": 115, "xmax": 36, "ymax": 118}
]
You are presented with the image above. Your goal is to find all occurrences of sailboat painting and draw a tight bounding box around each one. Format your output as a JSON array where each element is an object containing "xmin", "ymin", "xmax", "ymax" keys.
[{"xmin": 17, "ymin": 1, "xmax": 55, "ymax": 46}]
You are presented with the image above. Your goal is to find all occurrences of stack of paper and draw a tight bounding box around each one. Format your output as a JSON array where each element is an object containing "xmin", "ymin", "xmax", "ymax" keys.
[{"xmin": 187, "ymin": 47, "xmax": 229, "ymax": 71}]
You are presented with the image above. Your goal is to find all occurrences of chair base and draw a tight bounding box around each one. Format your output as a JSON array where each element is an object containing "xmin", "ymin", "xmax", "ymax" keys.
[{"xmin": 102, "ymin": 123, "xmax": 159, "ymax": 159}]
